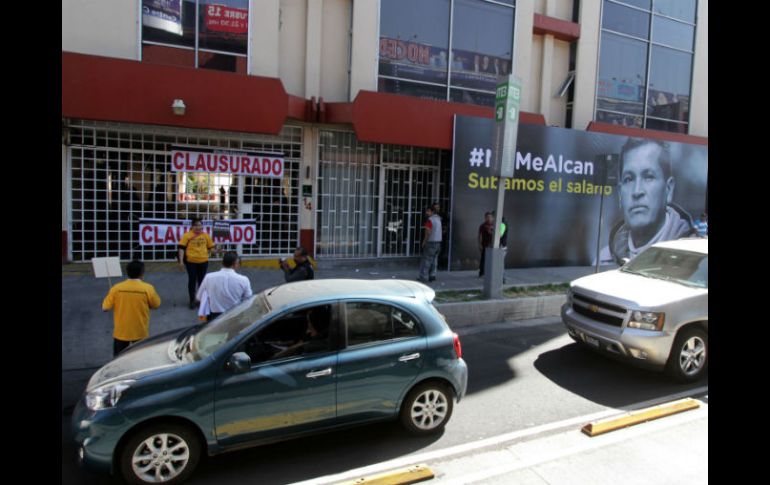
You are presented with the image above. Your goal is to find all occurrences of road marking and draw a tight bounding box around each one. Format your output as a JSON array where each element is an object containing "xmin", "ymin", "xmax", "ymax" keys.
[
  {"xmin": 291, "ymin": 386, "xmax": 707, "ymax": 485},
  {"xmin": 582, "ymin": 397, "xmax": 700, "ymax": 436}
]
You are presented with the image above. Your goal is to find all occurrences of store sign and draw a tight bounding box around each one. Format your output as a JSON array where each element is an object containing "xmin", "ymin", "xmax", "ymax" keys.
[
  {"xmin": 139, "ymin": 219, "xmax": 257, "ymax": 246},
  {"xmin": 142, "ymin": 0, "xmax": 183, "ymax": 36},
  {"xmin": 171, "ymin": 146, "xmax": 284, "ymax": 178},
  {"xmin": 204, "ymin": 4, "xmax": 248, "ymax": 34}
]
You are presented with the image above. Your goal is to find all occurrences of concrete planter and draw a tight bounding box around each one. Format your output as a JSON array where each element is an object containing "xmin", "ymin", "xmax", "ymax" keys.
[{"xmin": 435, "ymin": 294, "xmax": 567, "ymax": 329}]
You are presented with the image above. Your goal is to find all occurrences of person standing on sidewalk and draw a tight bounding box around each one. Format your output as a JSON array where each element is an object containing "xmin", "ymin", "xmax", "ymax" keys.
[
  {"xmin": 178, "ymin": 217, "xmax": 219, "ymax": 309},
  {"xmin": 478, "ymin": 211, "xmax": 495, "ymax": 277},
  {"xmin": 196, "ymin": 252, "xmax": 253, "ymax": 322},
  {"xmin": 102, "ymin": 260, "xmax": 161, "ymax": 357},
  {"xmin": 418, "ymin": 206, "xmax": 442, "ymax": 283}
]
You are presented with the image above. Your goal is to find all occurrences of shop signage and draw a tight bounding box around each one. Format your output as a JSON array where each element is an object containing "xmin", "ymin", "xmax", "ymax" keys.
[
  {"xmin": 171, "ymin": 146, "xmax": 284, "ymax": 178},
  {"xmin": 204, "ymin": 4, "xmax": 248, "ymax": 34},
  {"xmin": 139, "ymin": 219, "xmax": 257, "ymax": 246}
]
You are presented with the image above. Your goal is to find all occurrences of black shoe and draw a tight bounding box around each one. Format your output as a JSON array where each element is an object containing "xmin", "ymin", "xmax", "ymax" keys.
[
  {"xmin": 416, "ymin": 277, "xmax": 429, "ymax": 283},
  {"xmin": 429, "ymin": 277, "xmax": 436, "ymax": 282}
]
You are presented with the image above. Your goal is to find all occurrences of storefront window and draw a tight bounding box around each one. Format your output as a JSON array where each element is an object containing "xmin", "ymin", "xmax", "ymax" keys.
[
  {"xmin": 67, "ymin": 121, "xmax": 301, "ymax": 262},
  {"xmin": 596, "ymin": 0, "xmax": 697, "ymax": 133},
  {"xmin": 378, "ymin": 0, "xmax": 516, "ymax": 107},
  {"xmin": 450, "ymin": 0, "xmax": 513, "ymax": 92},
  {"xmin": 142, "ymin": 0, "xmax": 248, "ymax": 73}
]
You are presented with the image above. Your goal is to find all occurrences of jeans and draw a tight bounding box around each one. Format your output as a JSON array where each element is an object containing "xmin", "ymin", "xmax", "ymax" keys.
[
  {"xmin": 114, "ymin": 338, "xmax": 140, "ymax": 357},
  {"xmin": 184, "ymin": 261, "xmax": 208, "ymax": 303},
  {"xmin": 419, "ymin": 242, "xmax": 442, "ymax": 281}
]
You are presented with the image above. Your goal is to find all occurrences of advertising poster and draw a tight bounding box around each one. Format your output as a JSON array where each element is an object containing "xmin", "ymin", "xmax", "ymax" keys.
[
  {"xmin": 450, "ymin": 116, "xmax": 708, "ymax": 270},
  {"xmin": 379, "ymin": 37, "xmax": 510, "ymax": 93},
  {"xmin": 142, "ymin": 0, "xmax": 183, "ymax": 36}
]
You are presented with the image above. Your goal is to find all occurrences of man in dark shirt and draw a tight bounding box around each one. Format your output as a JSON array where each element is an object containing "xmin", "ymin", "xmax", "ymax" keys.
[
  {"xmin": 280, "ymin": 246, "xmax": 315, "ymax": 282},
  {"xmin": 478, "ymin": 211, "xmax": 495, "ymax": 277}
]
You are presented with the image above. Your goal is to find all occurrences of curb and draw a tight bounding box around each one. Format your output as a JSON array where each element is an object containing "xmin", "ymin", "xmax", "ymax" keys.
[
  {"xmin": 335, "ymin": 464, "xmax": 434, "ymax": 485},
  {"xmin": 436, "ymin": 294, "xmax": 567, "ymax": 328},
  {"xmin": 581, "ymin": 398, "xmax": 701, "ymax": 437}
]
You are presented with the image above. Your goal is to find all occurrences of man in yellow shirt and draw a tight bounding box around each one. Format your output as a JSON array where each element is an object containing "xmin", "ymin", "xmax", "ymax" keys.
[
  {"xmin": 178, "ymin": 217, "xmax": 218, "ymax": 309},
  {"xmin": 102, "ymin": 260, "xmax": 162, "ymax": 357}
]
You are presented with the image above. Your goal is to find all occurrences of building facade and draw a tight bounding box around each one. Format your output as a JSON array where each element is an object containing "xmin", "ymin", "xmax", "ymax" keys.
[{"xmin": 61, "ymin": 0, "xmax": 708, "ymax": 263}]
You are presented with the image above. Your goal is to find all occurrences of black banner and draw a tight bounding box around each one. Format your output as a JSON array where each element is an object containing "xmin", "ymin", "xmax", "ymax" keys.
[{"xmin": 450, "ymin": 116, "xmax": 708, "ymax": 270}]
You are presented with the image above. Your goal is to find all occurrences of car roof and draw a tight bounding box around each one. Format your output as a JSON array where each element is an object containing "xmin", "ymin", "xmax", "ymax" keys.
[
  {"xmin": 264, "ymin": 279, "xmax": 435, "ymax": 311},
  {"xmin": 652, "ymin": 237, "xmax": 708, "ymax": 254}
]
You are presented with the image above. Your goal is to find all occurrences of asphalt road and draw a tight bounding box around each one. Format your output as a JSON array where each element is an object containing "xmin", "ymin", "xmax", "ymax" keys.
[{"xmin": 61, "ymin": 317, "xmax": 707, "ymax": 484}]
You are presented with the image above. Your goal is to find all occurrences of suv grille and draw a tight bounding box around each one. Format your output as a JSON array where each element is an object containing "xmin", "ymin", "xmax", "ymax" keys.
[{"xmin": 572, "ymin": 293, "xmax": 626, "ymax": 327}]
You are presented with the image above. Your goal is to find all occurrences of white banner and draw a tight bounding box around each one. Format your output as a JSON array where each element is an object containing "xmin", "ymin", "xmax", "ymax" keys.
[
  {"xmin": 171, "ymin": 146, "xmax": 284, "ymax": 178},
  {"xmin": 139, "ymin": 219, "xmax": 258, "ymax": 246}
]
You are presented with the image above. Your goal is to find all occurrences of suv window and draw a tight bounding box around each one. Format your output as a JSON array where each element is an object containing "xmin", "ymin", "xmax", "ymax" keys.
[
  {"xmin": 345, "ymin": 302, "xmax": 420, "ymax": 347},
  {"xmin": 622, "ymin": 247, "xmax": 708, "ymax": 288}
]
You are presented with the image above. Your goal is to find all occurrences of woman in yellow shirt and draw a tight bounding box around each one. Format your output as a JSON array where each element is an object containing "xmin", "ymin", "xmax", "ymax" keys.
[{"xmin": 178, "ymin": 217, "xmax": 218, "ymax": 309}]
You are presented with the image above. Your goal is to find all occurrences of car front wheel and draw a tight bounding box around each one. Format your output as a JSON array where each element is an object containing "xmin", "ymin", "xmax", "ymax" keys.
[
  {"xmin": 666, "ymin": 327, "xmax": 708, "ymax": 382},
  {"xmin": 120, "ymin": 423, "xmax": 201, "ymax": 485},
  {"xmin": 400, "ymin": 381, "xmax": 454, "ymax": 435}
]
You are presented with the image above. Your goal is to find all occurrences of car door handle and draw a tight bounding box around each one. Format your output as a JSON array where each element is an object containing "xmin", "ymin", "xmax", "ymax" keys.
[
  {"xmin": 398, "ymin": 353, "xmax": 421, "ymax": 362},
  {"xmin": 306, "ymin": 368, "xmax": 333, "ymax": 379}
]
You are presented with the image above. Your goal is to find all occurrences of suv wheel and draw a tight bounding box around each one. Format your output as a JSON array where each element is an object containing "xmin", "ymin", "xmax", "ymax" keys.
[
  {"xmin": 400, "ymin": 381, "xmax": 454, "ymax": 435},
  {"xmin": 666, "ymin": 327, "xmax": 708, "ymax": 383},
  {"xmin": 120, "ymin": 423, "xmax": 201, "ymax": 485}
]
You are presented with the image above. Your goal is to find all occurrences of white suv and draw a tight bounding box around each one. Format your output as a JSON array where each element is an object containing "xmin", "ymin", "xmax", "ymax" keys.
[{"xmin": 561, "ymin": 238, "xmax": 707, "ymax": 382}]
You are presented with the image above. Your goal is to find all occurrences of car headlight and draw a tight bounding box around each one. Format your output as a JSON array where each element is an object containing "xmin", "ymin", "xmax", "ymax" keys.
[
  {"xmin": 85, "ymin": 380, "xmax": 134, "ymax": 411},
  {"xmin": 628, "ymin": 311, "xmax": 665, "ymax": 331}
]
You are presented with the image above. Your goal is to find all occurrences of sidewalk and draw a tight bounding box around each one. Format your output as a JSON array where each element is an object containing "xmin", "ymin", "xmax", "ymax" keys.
[{"xmin": 61, "ymin": 259, "xmax": 612, "ymax": 410}]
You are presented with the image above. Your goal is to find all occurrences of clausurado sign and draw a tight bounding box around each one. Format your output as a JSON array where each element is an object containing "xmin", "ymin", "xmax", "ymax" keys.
[
  {"xmin": 139, "ymin": 219, "xmax": 257, "ymax": 246},
  {"xmin": 171, "ymin": 146, "xmax": 284, "ymax": 178}
]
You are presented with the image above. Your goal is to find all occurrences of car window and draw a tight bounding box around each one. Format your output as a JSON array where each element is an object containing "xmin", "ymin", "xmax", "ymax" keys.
[
  {"xmin": 622, "ymin": 247, "xmax": 708, "ymax": 288},
  {"xmin": 345, "ymin": 302, "xmax": 420, "ymax": 347},
  {"xmin": 192, "ymin": 294, "xmax": 269, "ymax": 360},
  {"xmin": 241, "ymin": 304, "xmax": 333, "ymax": 364}
]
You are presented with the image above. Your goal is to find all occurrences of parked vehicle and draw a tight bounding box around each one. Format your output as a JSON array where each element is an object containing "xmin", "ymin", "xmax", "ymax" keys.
[
  {"xmin": 561, "ymin": 238, "xmax": 707, "ymax": 382},
  {"xmin": 72, "ymin": 279, "xmax": 467, "ymax": 484}
]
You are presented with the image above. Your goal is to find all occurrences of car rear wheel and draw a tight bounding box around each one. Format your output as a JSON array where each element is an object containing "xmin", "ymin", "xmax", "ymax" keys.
[
  {"xmin": 400, "ymin": 381, "xmax": 454, "ymax": 435},
  {"xmin": 120, "ymin": 423, "xmax": 201, "ymax": 485},
  {"xmin": 666, "ymin": 327, "xmax": 708, "ymax": 383}
]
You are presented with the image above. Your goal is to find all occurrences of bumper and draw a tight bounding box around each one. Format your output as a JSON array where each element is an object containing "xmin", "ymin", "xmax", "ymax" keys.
[
  {"xmin": 561, "ymin": 304, "xmax": 673, "ymax": 369},
  {"xmin": 71, "ymin": 398, "xmax": 131, "ymax": 475},
  {"xmin": 453, "ymin": 358, "xmax": 469, "ymax": 402}
]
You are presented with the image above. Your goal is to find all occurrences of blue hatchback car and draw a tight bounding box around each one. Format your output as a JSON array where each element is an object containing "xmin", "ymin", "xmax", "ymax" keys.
[{"xmin": 72, "ymin": 279, "xmax": 468, "ymax": 484}]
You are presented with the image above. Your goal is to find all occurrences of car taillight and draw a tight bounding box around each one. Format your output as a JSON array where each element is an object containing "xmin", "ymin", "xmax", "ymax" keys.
[{"xmin": 453, "ymin": 332, "xmax": 462, "ymax": 359}]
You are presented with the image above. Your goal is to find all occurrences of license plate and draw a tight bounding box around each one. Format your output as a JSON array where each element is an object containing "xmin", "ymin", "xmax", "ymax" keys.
[{"xmin": 583, "ymin": 334, "xmax": 600, "ymax": 347}]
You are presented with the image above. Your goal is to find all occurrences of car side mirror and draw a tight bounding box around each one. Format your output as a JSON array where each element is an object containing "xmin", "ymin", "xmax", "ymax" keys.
[{"xmin": 226, "ymin": 352, "xmax": 251, "ymax": 374}]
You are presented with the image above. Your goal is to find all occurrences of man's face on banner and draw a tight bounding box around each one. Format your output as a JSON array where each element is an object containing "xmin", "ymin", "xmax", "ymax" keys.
[{"xmin": 619, "ymin": 143, "xmax": 674, "ymax": 234}]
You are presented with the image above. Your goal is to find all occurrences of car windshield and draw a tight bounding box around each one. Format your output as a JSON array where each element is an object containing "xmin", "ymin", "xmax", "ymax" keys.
[
  {"xmin": 621, "ymin": 247, "xmax": 708, "ymax": 289},
  {"xmin": 191, "ymin": 293, "xmax": 271, "ymax": 360}
]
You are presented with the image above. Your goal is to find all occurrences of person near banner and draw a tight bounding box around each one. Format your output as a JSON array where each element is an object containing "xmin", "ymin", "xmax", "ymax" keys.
[
  {"xmin": 694, "ymin": 212, "xmax": 708, "ymax": 237},
  {"xmin": 418, "ymin": 206, "xmax": 443, "ymax": 283},
  {"xmin": 280, "ymin": 247, "xmax": 315, "ymax": 282},
  {"xmin": 102, "ymin": 260, "xmax": 161, "ymax": 357},
  {"xmin": 478, "ymin": 211, "xmax": 495, "ymax": 277},
  {"xmin": 196, "ymin": 251, "xmax": 252, "ymax": 322},
  {"xmin": 432, "ymin": 201, "xmax": 449, "ymax": 270},
  {"xmin": 178, "ymin": 217, "xmax": 219, "ymax": 309},
  {"xmin": 598, "ymin": 138, "xmax": 697, "ymax": 265}
]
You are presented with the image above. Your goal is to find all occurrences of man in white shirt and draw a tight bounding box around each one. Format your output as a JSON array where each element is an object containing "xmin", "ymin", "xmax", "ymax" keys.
[
  {"xmin": 196, "ymin": 252, "xmax": 253, "ymax": 322},
  {"xmin": 418, "ymin": 206, "xmax": 443, "ymax": 283}
]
